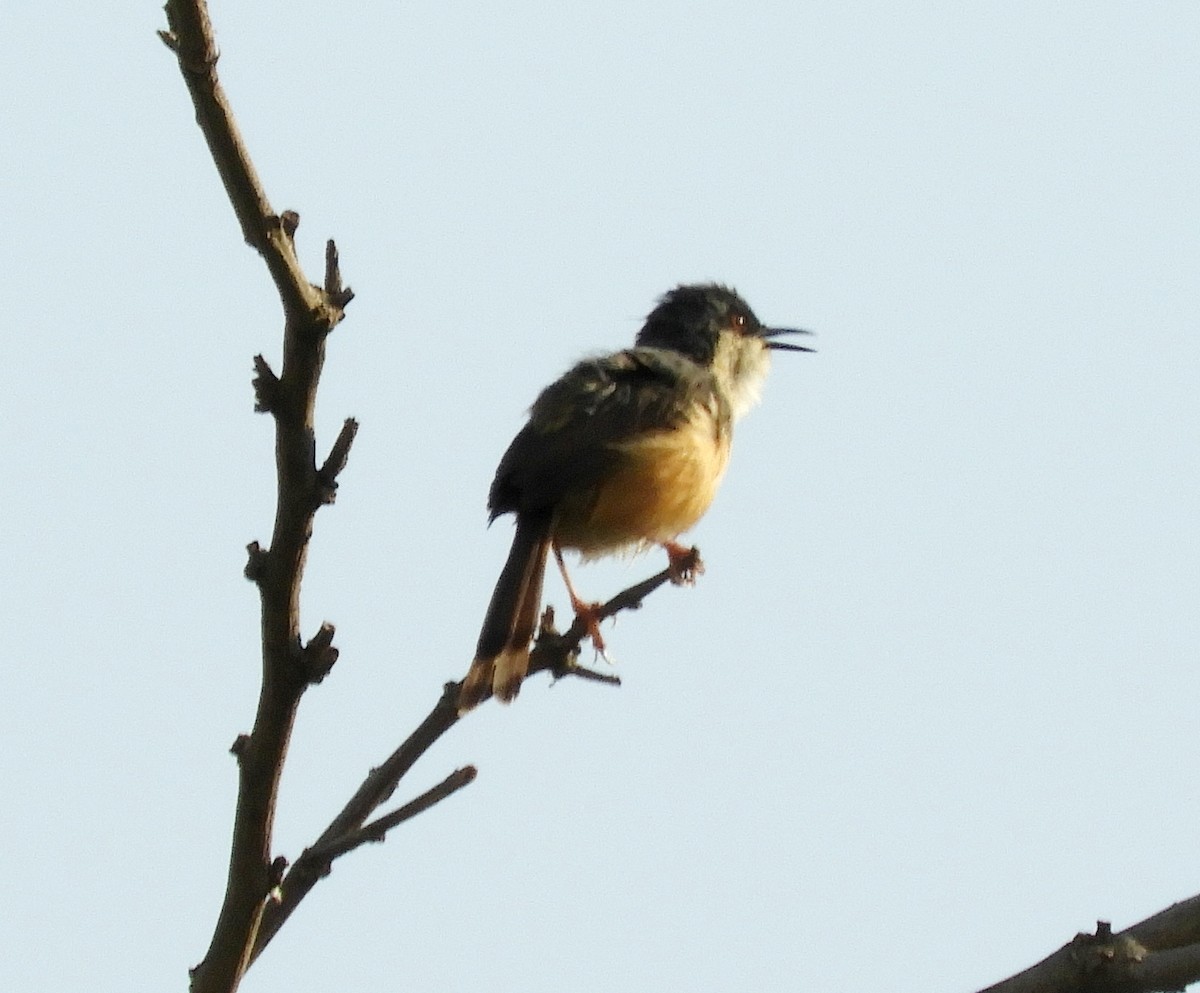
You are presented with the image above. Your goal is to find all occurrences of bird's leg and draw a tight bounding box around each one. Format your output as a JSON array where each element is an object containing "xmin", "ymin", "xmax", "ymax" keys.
[
  {"xmin": 552, "ymin": 544, "xmax": 608, "ymax": 656},
  {"xmin": 662, "ymin": 541, "xmax": 705, "ymax": 585}
]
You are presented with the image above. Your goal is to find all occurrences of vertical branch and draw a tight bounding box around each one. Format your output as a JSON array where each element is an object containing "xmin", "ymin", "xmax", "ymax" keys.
[{"xmin": 161, "ymin": 3, "xmax": 353, "ymax": 992}]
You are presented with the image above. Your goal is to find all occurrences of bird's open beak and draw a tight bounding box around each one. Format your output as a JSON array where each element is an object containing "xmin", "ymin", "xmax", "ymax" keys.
[{"xmin": 761, "ymin": 327, "xmax": 815, "ymax": 353}]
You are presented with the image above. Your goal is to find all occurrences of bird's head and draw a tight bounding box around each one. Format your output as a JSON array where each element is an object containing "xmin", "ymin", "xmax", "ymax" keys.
[{"xmin": 636, "ymin": 283, "xmax": 812, "ymax": 418}]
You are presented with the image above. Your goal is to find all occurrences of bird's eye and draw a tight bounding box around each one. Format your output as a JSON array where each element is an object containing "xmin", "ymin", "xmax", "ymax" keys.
[{"xmin": 732, "ymin": 314, "xmax": 747, "ymax": 331}]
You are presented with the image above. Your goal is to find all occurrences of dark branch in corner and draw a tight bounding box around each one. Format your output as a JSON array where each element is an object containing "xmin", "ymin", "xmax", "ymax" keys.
[{"xmin": 975, "ymin": 903, "xmax": 1200, "ymax": 993}]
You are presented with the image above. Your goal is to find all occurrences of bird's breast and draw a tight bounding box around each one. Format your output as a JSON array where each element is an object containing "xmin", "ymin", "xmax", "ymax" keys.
[{"xmin": 553, "ymin": 399, "xmax": 731, "ymax": 556}]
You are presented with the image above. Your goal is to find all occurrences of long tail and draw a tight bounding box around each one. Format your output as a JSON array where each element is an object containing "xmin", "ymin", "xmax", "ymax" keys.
[{"xmin": 458, "ymin": 512, "xmax": 552, "ymax": 712}]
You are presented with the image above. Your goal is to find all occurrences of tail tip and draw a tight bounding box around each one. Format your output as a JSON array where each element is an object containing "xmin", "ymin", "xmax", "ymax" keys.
[
  {"xmin": 492, "ymin": 647, "xmax": 530, "ymax": 705},
  {"xmin": 458, "ymin": 648, "xmax": 531, "ymax": 713},
  {"xmin": 457, "ymin": 660, "xmax": 493, "ymax": 714},
  {"xmin": 493, "ymin": 674, "xmax": 522, "ymax": 704}
]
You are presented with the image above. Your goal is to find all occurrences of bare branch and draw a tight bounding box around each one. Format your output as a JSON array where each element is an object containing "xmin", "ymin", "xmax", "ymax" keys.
[
  {"xmin": 324, "ymin": 239, "xmax": 355, "ymax": 307},
  {"xmin": 251, "ymin": 682, "xmax": 464, "ymax": 961},
  {"xmin": 250, "ymin": 355, "xmax": 281, "ymax": 414},
  {"xmin": 163, "ymin": 2, "xmax": 354, "ymax": 991},
  {"xmin": 161, "ymin": 1, "xmax": 350, "ymax": 322},
  {"xmin": 316, "ymin": 418, "xmax": 360, "ymax": 505},
  {"xmin": 249, "ymin": 562, "xmax": 681, "ymax": 962},
  {"xmin": 977, "ymin": 906, "xmax": 1200, "ymax": 993},
  {"xmin": 525, "ymin": 563, "xmax": 677, "ymax": 687},
  {"xmin": 1126, "ymin": 894, "xmax": 1200, "ymax": 956},
  {"xmin": 309, "ymin": 767, "xmax": 478, "ymax": 863},
  {"xmin": 301, "ymin": 622, "xmax": 339, "ymax": 685},
  {"xmin": 1126, "ymin": 943, "xmax": 1200, "ymax": 993}
]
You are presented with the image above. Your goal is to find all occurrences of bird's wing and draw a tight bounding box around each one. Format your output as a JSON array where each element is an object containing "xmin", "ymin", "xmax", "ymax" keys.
[{"xmin": 488, "ymin": 347, "xmax": 723, "ymax": 517}]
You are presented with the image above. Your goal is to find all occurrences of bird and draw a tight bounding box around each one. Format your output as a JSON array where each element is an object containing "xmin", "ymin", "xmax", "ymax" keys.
[{"xmin": 457, "ymin": 283, "xmax": 811, "ymax": 712}]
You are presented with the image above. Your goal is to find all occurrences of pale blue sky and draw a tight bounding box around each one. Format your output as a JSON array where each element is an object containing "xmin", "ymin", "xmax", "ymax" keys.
[{"xmin": 2, "ymin": 2, "xmax": 1198, "ymax": 991}]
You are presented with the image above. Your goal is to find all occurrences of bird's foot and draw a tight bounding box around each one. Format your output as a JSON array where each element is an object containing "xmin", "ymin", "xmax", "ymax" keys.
[
  {"xmin": 568, "ymin": 595, "xmax": 609, "ymax": 656},
  {"xmin": 663, "ymin": 541, "xmax": 705, "ymax": 585},
  {"xmin": 554, "ymin": 542, "xmax": 611, "ymax": 655}
]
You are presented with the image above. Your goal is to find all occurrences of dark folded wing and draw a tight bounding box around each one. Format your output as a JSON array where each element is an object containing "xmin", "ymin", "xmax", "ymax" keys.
[{"xmin": 488, "ymin": 347, "xmax": 723, "ymax": 518}]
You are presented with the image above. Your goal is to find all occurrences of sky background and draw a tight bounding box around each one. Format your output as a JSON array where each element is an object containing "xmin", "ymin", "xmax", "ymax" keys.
[{"xmin": 2, "ymin": 2, "xmax": 1198, "ymax": 991}]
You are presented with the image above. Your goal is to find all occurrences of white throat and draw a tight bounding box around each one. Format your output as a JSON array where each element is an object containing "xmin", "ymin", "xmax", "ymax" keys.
[{"xmin": 711, "ymin": 334, "xmax": 772, "ymax": 420}]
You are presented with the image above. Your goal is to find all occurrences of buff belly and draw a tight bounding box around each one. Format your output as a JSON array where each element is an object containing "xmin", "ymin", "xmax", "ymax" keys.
[{"xmin": 553, "ymin": 415, "xmax": 731, "ymax": 556}]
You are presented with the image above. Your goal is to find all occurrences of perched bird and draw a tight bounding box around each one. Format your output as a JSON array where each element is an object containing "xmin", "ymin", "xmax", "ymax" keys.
[{"xmin": 458, "ymin": 283, "xmax": 810, "ymax": 711}]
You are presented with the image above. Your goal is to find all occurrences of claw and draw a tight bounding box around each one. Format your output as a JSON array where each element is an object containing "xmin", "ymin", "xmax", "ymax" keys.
[
  {"xmin": 572, "ymin": 596, "xmax": 608, "ymax": 655},
  {"xmin": 663, "ymin": 541, "xmax": 705, "ymax": 585}
]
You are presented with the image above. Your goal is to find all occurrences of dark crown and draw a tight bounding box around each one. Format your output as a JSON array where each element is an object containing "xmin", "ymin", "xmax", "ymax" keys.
[{"xmin": 636, "ymin": 284, "xmax": 758, "ymax": 364}]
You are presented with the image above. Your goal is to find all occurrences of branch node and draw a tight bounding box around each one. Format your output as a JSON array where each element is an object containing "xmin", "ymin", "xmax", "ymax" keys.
[
  {"xmin": 277, "ymin": 209, "xmax": 300, "ymax": 241},
  {"xmin": 1070, "ymin": 921, "xmax": 1149, "ymax": 988},
  {"xmin": 243, "ymin": 541, "xmax": 269, "ymax": 582},
  {"xmin": 267, "ymin": 856, "xmax": 289, "ymax": 903},
  {"xmin": 324, "ymin": 240, "xmax": 356, "ymax": 309},
  {"xmin": 324, "ymin": 240, "xmax": 341, "ymax": 295},
  {"xmin": 316, "ymin": 418, "xmax": 359, "ymax": 504},
  {"xmin": 305, "ymin": 767, "xmax": 479, "ymax": 865},
  {"xmin": 251, "ymin": 354, "xmax": 281, "ymax": 413},
  {"xmin": 530, "ymin": 607, "xmax": 586, "ymax": 683},
  {"xmin": 560, "ymin": 656, "xmax": 623, "ymax": 687},
  {"xmin": 230, "ymin": 734, "xmax": 251, "ymax": 759},
  {"xmin": 301, "ymin": 622, "xmax": 338, "ymax": 684},
  {"xmin": 163, "ymin": 1, "xmax": 220, "ymax": 74}
]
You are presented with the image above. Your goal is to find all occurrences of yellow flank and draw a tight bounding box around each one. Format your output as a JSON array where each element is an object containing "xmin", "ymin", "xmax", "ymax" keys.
[{"xmin": 554, "ymin": 410, "xmax": 731, "ymax": 555}]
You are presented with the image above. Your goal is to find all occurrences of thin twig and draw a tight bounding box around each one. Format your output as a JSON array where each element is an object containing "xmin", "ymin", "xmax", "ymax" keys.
[
  {"xmin": 251, "ymin": 682, "xmax": 463, "ymax": 961},
  {"xmin": 316, "ymin": 418, "xmax": 359, "ymax": 504},
  {"xmin": 527, "ymin": 564, "xmax": 677, "ymax": 685},
  {"xmin": 309, "ymin": 767, "xmax": 478, "ymax": 863}
]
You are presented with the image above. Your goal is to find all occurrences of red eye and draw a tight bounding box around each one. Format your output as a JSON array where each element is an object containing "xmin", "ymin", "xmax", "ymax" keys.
[{"xmin": 732, "ymin": 314, "xmax": 747, "ymax": 331}]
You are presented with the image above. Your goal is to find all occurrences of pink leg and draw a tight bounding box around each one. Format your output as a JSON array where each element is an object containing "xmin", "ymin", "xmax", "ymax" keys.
[{"xmin": 553, "ymin": 544, "xmax": 607, "ymax": 654}]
